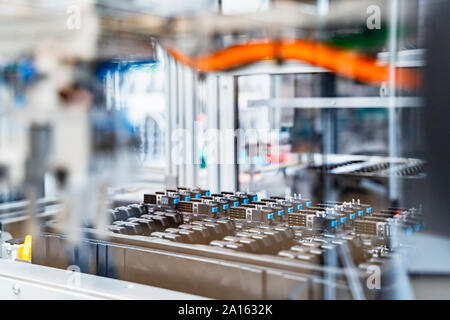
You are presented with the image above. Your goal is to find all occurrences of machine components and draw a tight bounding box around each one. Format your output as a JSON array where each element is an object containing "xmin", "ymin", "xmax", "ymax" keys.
[{"xmin": 305, "ymin": 154, "xmax": 426, "ymax": 179}]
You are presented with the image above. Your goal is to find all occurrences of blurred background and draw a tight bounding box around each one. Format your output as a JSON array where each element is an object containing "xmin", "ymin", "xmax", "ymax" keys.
[{"xmin": 0, "ymin": 0, "xmax": 448, "ymax": 299}]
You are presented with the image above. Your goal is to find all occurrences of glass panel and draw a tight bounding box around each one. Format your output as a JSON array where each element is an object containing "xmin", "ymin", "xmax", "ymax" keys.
[{"xmin": 236, "ymin": 69, "xmax": 424, "ymax": 208}]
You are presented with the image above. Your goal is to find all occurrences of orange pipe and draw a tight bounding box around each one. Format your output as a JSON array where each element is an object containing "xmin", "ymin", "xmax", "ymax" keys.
[{"xmin": 167, "ymin": 39, "xmax": 420, "ymax": 89}]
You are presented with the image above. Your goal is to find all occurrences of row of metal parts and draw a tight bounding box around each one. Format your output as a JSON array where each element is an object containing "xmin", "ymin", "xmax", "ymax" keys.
[
  {"xmin": 105, "ymin": 201, "xmax": 421, "ymax": 259},
  {"xmin": 141, "ymin": 188, "xmax": 374, "ymax": 230},
  {"xmin": 103, "ymin": 190, "xmax": 412, "ymax": 268},
  {"xmin": 107, "ymin": 204, "xmax": 183, "ymax": 235},
  {"xmin": 106, "ymin": 204, "xmax": 332, "ymax": 264},
  {"xmin": 107, "ymin": 203, "xmax": 296, "ymax": 254},
  {"xmin": 290, "ymin": 205, "xmax": 423, "ymax": 237}
]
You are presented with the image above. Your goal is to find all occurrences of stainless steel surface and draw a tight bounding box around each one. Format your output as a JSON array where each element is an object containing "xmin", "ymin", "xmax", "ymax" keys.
[
  {"xmin": 31, "ymin": 230, "xmax": 356, "ymax": 300},
  {"xmin": 0, "ymin": 259, "xmax": 205, "ymax": 299}
]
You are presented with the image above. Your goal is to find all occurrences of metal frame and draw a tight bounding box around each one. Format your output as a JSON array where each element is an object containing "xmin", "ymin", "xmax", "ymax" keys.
[{"xmin": 248, "ymin": 97, "xmax": 422, "ymax": 109}]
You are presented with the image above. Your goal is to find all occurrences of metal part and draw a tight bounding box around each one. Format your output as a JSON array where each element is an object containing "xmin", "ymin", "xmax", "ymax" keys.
[
  {"xmin": 248, "ymin": 97, "xmax": 422, "ymax": 109},
  {"xmin": 0, "ymin": 259, "xmax": 204, "ymax": 300}
]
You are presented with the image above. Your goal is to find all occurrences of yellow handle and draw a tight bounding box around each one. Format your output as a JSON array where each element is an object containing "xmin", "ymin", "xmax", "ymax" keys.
[{"xmin": 18, "ymin": 235, "xmax": 32, "ymax": 261}]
